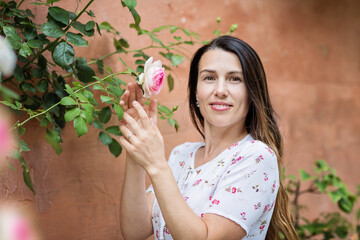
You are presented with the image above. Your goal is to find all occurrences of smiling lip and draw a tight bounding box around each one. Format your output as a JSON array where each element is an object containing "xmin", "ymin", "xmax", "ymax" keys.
[{"xmin": 210, "ymin": 101, "xmax": 233, "ymax": 111}]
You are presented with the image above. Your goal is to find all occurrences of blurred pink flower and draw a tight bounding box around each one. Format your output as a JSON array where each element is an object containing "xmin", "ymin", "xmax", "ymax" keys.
[{"xmin": 138, "ymin": 57, "xmax": 165, "ymax": 98}]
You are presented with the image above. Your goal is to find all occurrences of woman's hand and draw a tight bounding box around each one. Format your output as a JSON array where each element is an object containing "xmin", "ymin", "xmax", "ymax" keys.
[
  {"xmin": 119, "ymin": 100, "xmax": 165, "ymax": 174},
  {"xmin": 119, "ymin": 82, "xmax": 145, "ymax": 124}
]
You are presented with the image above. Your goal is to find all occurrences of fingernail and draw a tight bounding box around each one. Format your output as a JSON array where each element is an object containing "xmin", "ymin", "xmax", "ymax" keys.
[{"xmin": 132, "ymin": 101, "xmax": 138, "ymax": 106}]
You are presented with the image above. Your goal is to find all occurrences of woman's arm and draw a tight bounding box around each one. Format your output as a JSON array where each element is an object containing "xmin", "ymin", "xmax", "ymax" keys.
[
  {"xmin": 120, "ymin": 155, "xmax": 154, "ymax": 239},
  {"xmin": 119, "ymin": 101, "xmax": 246, "ymax": 240},
  {"xmin": 119, "ymin": 83, "xmax": 155, "ymax": 239}
]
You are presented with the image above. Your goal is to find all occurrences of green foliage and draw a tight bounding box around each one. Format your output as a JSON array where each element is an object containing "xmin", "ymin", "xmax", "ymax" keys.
[
  {"xmin": 285, "ymin": 160, "xmax": 359, "ymax": 239},
  {"xmin": 0, "ymin": 0, "xmax": 238, "ymax": 194}
]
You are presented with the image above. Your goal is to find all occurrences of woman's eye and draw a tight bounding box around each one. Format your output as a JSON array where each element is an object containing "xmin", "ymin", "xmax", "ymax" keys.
[
  {"xmin": 204, "ymin": 76, "xmax": 215, "ymax": 81},
  {"xmin": 229, "ymin": 76, "xmax": 242, "ymax": 82}
]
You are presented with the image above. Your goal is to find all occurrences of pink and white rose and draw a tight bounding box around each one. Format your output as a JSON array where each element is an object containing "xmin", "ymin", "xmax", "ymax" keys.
[
  {"xmin": 138, "ymin": 57, "xmax": 165, "ymax": 98},
  {"xmin": 0, "ymin": 36, "xmax": 17, "ymax": 77}
]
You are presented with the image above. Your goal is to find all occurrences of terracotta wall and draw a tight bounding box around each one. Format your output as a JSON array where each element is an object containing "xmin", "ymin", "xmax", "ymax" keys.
[{"xmin": 1, "ymin": 0, "xmax": 359, "ymax": 239}]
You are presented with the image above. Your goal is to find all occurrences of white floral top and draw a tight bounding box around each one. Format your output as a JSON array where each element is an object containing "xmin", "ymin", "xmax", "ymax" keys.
[{"xmin": 146, "ymin": 134, "xmax": 279, "ymax": 240}]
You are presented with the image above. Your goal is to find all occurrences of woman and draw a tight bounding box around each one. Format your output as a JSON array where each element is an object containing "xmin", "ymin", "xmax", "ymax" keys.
[{"xmin": 119, "ymin": 36, "xmax": 299, "ymax": 240}]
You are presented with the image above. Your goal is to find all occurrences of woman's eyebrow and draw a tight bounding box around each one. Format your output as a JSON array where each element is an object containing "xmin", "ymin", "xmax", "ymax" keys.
[
  {"xmin": 199, "ymin": 69, "xmax": 216, "ymax": 74},
  {"xmin": 227, "ymin": 71, "xmax": 242, "ymax": 74}
]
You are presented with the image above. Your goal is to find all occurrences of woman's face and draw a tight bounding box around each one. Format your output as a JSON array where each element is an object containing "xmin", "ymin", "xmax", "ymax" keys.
[{"xmin": 196, "ymin": 48, "xmax": 250, "ymax": 130}]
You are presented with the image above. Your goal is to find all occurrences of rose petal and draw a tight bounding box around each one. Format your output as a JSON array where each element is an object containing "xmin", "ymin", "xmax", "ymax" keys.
[
  {"xmin": 152, "ymin": 60, "xmax": 162, "ymax": 69},
  {"xmin": 138, "ymin": 73, "xmax": 144, "ymax": 84},
  {"xmin": 143, "ymin": 57, "xmax": 153, "ymax": 74}
]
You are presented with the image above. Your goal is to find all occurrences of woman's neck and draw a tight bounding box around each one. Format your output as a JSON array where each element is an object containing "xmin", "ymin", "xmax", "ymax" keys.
[{"xmin": 202, "ymin": 123, "xmax": 248, "ymax": 158}]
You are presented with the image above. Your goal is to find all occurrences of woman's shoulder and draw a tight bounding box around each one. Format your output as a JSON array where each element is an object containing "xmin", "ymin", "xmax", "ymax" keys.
[{"xmin": 235, "ymin": 135, "xmax": 278, "ymax": 163}]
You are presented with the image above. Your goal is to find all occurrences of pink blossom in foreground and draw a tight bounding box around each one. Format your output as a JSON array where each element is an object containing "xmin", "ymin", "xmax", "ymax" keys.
[{"xmin": 138, "ymin": 57, "xmax": 165, "ymax": 98}]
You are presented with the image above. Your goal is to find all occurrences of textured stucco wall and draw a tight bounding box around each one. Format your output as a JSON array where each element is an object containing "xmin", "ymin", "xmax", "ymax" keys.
[{"xmin": 1, "ymin": 0, "xmax": 359, "ymax": 239}]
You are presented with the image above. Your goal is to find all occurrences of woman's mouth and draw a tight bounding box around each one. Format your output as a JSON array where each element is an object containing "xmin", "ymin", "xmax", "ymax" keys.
[{"xmin": 210, "ymin": 102, "xmax": 232, "ymax": 111}]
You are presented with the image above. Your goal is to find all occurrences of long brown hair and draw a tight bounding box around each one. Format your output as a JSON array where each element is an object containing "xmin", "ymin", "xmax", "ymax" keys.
[{"xmin": 188, "ymin": 36, "xmax": 299, "ymax": 240}]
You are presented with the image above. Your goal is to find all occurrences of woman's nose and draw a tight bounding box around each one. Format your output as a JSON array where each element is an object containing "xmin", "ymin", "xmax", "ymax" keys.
[{"xmin": 214, "ymin": 79, "xmax": 228, "ymax": 97}]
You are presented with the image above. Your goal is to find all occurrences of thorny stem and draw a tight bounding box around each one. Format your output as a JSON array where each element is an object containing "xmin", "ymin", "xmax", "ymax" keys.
[{"xmin": 14, "ymin": 70, "xmax": 130, "ymax": 129}]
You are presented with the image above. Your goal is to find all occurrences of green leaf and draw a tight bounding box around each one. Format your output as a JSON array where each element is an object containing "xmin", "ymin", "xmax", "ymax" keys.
[
  {"xmin": 17, "ymin": 127, "xmax": 26, "ymax": 136},
  {"xmin": 65, "ymin": 32, "xmax": 88, "ymax": 47},
  {"xmin": 173, "ymin": 36, "xmax": 181, "ymax": 41},
  {"xmin": 152, "ymin": 25, "xmax": 171, "ymax": 33},
  {"xmin": 328, "ymin": 190, "xmax": 343, "ymax": 203},
  {"xmin": 135, "ymin": 59, "xmax": 145, "ymax": 65},
  {"xmin": 40, "ymin": 22, "xmax": 64, "ymax": 38},
  {"xmin": 27, "ymin": 39, "xmax": 43, "ymax": 49},
  {"xmin": 85, "ymin": 20, "xmax": 95, "ymax": 31},
  {"xmin": 98, "ymin": 106, "xmax": 111, "ymax": 124},
  {"xmin": 64, "ymin": 108, "xmax": 81, "ymax": 122},
  {"xmin": 113, "ymin": 104, "xmax": 124, "ymax": 120},
  {"xmin": 37, "ymin": 79, "xmax": 48, "ymax": 92},
  {"xmin": 72, "ymin": 21, "xmax": 95, "ymax": 37},
  {"xmin": 99, "ymin": 131, "xmax": 113, "ymax": 146},
  {"xmin": 3, "ymin": 26, "xmax": 22, "ymax": 41},
  {"xmin": 74, "ymin": 116, "xmax": 88, "ymax": 137},
  {"xmin": 299, "ymin": 169, "xmax": 311, "ymax": 181},
  {"xmin": 81, "ymin": 110, "xmax": 93, "ymax": 124},
  {"xmin": 52, "ymin": 42, "xmax": 74, "ymax": 68},
  {"xmin": 105, "ymin": 126, "xmax": 122, "ymax": 136},
  {"xmin": 81, "ymin": 103, "xmax": 94, "ymax": 113},
  {"xmin": 75, "ymin": 59, "xmax": 95, "ymax": 83},
  {"xmin": 100, "ymin": 95, "xmax": 113, "ymax": 103},
  {"xmin": 93, "ymin": 84, "xmax": 105, "ymax": 91},
  {"xmin": 19, "ymin": 43, "xmax": 32, "ymax": 58},
  {"xmin": 93, "ymin": 120, "xmax": 104, "ymax": 129},
  {"xmin": 315, "ymin": 159, "xmax": 329, "ymax": 172},
  {"xmin": 167, "ymin": 74, "xmax": 174, "ymax": 92},
  {"xmin": 338, "ymin": 197, "xmax": 354, "ymax": 213},
  {"xmin": 49, "ymin": 6, "xmax": 69, "ymax": 25},
  {"xmin": 130, "ymin": 8, "xmax": 141, "ymax": 26},
  {"xmin": 13, "ymin": 65, "xmax": 25, "ymax": 82},
  {"xmin": 19, "ymin": 139, "xmax": 30, "ymax": 152},
  {"xmin": 158, "ymin": 105, "xmax": 172, "ymax": 115},
  {"xmin": 23, "ymin": 26, "xmax": 37, "ymax": 40},
  {"xmin": 315, "ymin": 179, "xmax": 327, "ymax": 193},
  {"xmin": 123, "ymin": 0, "xmax": 137, "ymax": 10},
  {"xmin": 109, "ymin": 138, "xmax": 122, "ymax": 157},
  {"xmin": 61, "ymin": 96, "xmax": 77, "ymax": 105},
  {"xmin": 170, "ymin": 26, "xmax": 178, "ymax": 33},
  {"xmin": 45, "ymin": 129, "xmax": 62, "ymax": 155},
  {"xmin": 21, "ymin": 82, "xmax": 36, "ymax": 94},
  {"xmin": 20, "ymin": 156, "xmax": 35, "ymax": 194},
  {"xmin": 96, "ymin": 59, "xmax": 104, "ymax": 74},
  {"xmin": 168, "ymin": 118, "xmax": 176, "ymax": 127},
  {"xmin": 171, "ymin": 54, "xmax": 184, "ymax": 67}
]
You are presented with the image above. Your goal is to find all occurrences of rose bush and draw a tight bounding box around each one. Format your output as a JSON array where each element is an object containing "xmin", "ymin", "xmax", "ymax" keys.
[{"xmin": 138, "ymin": 57, "xmax": 165, "ymax": 98}]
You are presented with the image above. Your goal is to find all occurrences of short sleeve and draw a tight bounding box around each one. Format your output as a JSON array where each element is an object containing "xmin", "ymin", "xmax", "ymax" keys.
[{"xmin": 203, "ymin": 142, "xmax": 279, "ymax": 234}]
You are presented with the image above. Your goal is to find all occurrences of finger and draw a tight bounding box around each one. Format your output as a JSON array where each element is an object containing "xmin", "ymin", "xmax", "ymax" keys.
[
  {"xmin": 149, "ymin": 99, "xmax": 157, "ymax": 125},
  {"xmin": 135, "ymin": 83, "xmax": 145, "ymax": 106},
  {"xmin": 118, "ymin": 136, "xmax": 135, "ymax": 152},
  {"xmin": 128, "ymin": 83, "xmax": 136, "ymax": 108},
  {"xmin": 123, "ymin": 112, "xmax": 142, "ymax": 136},
  {"xmin": 119, "ymin": 125, "xmax": 136, "ymax": 142},
  {"xmin": 132, "ymin": 100, "xmax": 151, "ymax": 128},
  {"xmin": 120, "ymin": 90, "xmax": 130, "ymax": 111}
]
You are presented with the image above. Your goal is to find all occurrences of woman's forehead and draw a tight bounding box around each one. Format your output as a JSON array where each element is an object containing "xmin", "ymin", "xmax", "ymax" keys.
[{"xmin": 198, "ymin": 49, "xmax": 242, "ymax": 73}]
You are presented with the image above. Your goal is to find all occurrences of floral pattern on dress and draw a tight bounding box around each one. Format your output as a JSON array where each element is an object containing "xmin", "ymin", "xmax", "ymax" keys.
[{"xmin": 146, "ymin": 135, "xmax": 279, "ymax": 240}]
